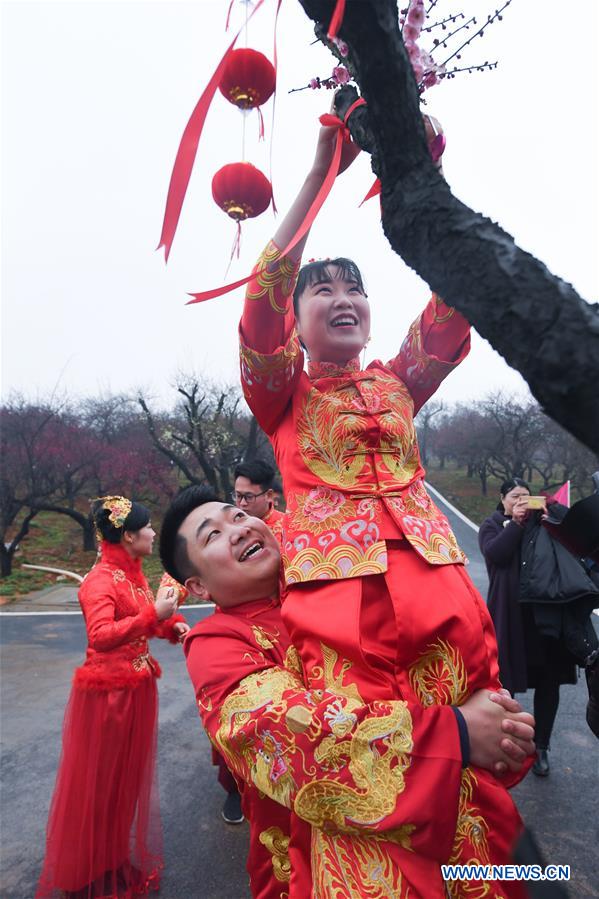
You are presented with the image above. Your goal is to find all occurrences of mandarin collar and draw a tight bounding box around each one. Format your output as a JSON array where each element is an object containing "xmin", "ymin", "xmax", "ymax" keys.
[
  {"xmin": 219, "ymin": 595, "xmax": 281, "ymax": 619},
  {"xmin": 307, "ymin": 357, "xmax": 361, "ymax": 380},
  {"xmin": 99, "ymin": 540, "xmax": 145, "ymax": 584}
]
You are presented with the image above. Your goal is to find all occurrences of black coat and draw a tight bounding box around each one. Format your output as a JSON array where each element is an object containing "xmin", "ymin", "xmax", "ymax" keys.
[
  {"xmin": 478, "ymin": 511, "xmax": 578, "ymax": 694},
  {"xmin": 520, "ymin": 512, "xmax": 599, "ymax": 664}
]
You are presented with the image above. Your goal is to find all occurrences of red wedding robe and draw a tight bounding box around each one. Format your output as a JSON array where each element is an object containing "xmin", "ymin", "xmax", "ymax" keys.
[
  {"xmin": 186, "ymin": 597, "xmax": 469, "ymax": 899},
  {"xmin": 36, "ymin": 541, "xmax": 185, "ymax": 899},
  {"xmin": 236, "ymin": 242, "xmax": 531, "ymax": 897}
]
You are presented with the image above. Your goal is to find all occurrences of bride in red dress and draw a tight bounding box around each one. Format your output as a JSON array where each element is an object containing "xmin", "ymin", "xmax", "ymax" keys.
[{"xmin": 36, "ymin": 496, "xmax": 189, "ymax": 899}]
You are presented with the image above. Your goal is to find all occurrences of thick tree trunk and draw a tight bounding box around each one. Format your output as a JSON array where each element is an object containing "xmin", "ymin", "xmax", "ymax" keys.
[
  {"xmin": 36, "ymin": 505, "xmax": 97, "ymax": 551},
  {"xmin": 1, "ymin": 545, "xmax": 13, "ymax": 578},
  {"xmin": 244, "ymin": 416, "xmax": 259, "ymax": 462},
  {"xmin": 479, "ymin": 467, "xmax": 488, "ymax": 496},
  {"xmin": 298, "ymin": 0, "xmax": 599, "ymax": 454},
  {"xmin": 0, "ymin": 511, "xmax": 37, "ymax": 578}
]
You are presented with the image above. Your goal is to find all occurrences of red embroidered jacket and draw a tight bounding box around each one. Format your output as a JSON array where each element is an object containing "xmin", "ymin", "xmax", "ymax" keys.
[
  {"xmin": 185, "ymin": 598, "xmax": 475, "ymax": 899},
  {"xmin": 75, "ymin": 541, "xmax": 185, "ymax": 690},
  {"xmin": 240, "ymin": 241, "xmax": 470, "ymax": 585}
]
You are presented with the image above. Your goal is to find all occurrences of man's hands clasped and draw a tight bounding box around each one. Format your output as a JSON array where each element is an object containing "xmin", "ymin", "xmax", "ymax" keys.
[{"xmin": 460, "ymin": 688, "xmax": 535, "ymax": 776}]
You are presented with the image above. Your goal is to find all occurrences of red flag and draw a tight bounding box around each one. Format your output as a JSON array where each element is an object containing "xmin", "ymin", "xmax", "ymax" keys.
[{"xmin": 549, "ymin": 481, "xmax": 571, "ymax": 507}]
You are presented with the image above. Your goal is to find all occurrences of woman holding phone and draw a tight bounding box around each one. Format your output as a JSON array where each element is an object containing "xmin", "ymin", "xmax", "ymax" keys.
[{"xmin": 479, "ymin": 478, "xmax": 578, "ymax": 776}]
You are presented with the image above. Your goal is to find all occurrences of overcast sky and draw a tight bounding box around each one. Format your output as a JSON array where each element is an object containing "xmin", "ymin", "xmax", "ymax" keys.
[{"xmin": 2, "ymin": 0, "xmax": 597, "ymax": 411}]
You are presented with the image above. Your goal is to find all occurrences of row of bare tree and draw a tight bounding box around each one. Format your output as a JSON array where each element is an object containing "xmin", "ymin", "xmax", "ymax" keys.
[
  {"xmin": 3, "ymin": 380, "xmax": 596, "ymax": 577},
  {"xmin": 416, "ymin": 394, "xmax": 598, "ymax": 497},
  {"xmin": 1, "ymin": 377, "xmax": 273, "ymax": 576}
]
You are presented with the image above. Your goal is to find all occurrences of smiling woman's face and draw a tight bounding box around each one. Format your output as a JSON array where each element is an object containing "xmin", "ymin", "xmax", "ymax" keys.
[
  {"xmin": 178, "ymin": 502, "xmax": 280, "ymax": 606},
  {"xmin": 296, "ymin": 264, "xmax": 371, "ymax": 364}
]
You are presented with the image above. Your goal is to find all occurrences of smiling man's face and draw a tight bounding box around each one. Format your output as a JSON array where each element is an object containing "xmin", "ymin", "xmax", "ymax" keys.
[{"xmin": 178, "ymin": 502, "xmax": 280, "ymax": 606}]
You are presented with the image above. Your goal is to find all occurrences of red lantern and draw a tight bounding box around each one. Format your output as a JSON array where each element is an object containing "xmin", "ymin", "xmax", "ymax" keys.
[
  {"xmin": 218, "ymin": 48, "xmax": 276, "ymax": 109},
  {"xmin": 212, "ymin": 162, "xmax": 272, "ymax": 258},
  {"xmin": 212, "ymin": 162, "xmax": 272, "ymax": 221}
]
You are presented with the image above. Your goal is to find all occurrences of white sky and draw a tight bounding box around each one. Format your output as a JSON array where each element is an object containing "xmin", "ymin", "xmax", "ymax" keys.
[{"xmin": 2, "ymin": 0, "xmax": 597, "ymax": 410}]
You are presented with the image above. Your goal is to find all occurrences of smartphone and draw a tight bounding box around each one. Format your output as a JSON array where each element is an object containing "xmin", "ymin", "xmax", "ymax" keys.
[{"xmin": 526, "ymin": 496, "xmax": 545, "ymax": 509}]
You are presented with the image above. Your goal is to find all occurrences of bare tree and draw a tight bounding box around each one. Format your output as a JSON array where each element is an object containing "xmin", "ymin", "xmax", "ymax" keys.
[
  {"xmin": 138, "ymin": 376, "xmax": 252, "ymax": 496},
  {"xmin": 479, "ymin": 394, "xmax": 545, "ymax": 484},
  {"xmin": 415, "ymin": 399, "xmax": 444, "ymax": 466},
  {"xmin": 0, "ymin": 398, "xmax": 63, "ymax": 576}
]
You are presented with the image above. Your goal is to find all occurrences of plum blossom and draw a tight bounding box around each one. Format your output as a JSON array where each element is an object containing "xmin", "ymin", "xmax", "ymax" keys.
[
  {"xmin": 332, "ymin": 36, "xmax": 349, "ymax": 57},
  {"xmin": 332, "ymin": 65, "xmax": 351, "ymax": 85},
  {"xmin": 406, "ymin": 0, "xmax": 425, "ymax": 31}
]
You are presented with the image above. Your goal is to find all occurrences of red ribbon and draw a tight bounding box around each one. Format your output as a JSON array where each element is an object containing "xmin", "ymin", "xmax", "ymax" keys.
[
  {"xmin": 360, "ymin": 128, "xmax": 447, "ymax": 206},
  {"xmin": 157, "ymin": 0, "xmax": 265, "ymax": 262},
  {"xmin": 267, "ymin": 0, "xmax": 283, "ymax": 214},
  {"xmin": 187, "ymin": 100, "xmax": 365, "ymax": 305},
  {"xmin": 327, "ymin": 0, "xmax": 346, "ymax": 39},
  {"xmin": 360, "ymin": 178, "xmax": 381, "ymax": 206}
]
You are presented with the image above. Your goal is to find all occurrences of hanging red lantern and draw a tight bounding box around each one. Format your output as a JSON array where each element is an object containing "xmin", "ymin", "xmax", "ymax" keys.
[
  {"xmin": 212, "ymin": 162, "xmax": 272, "ymax": 220},
  {"xmin": 218, "ymin": 48, "xmax": 276, "ymax": 109},
  {"xmin": 212, "ymin": 162, "xmax": 272, "ymax": 258}
]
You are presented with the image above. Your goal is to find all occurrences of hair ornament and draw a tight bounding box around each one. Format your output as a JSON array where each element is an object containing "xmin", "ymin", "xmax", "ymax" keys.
[{"xmin": 92, "ymin": 495, "xmax": 132, "ymax": 529}]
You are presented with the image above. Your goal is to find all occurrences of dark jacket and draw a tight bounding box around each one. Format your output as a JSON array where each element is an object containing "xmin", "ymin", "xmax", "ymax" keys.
[
  {"xmin": 519, "ymin": 511, "xmax": 599, "ymax": 664},
  {"xmin": 479, "ymin": 511, "xmax": 579, "ymax": 693},
  {"xmin": 478, "ymin": 511, "xmax": 529, "ymax": 694}
]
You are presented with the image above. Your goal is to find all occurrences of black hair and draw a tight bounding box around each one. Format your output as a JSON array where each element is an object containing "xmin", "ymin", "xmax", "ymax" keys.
[
  {"xmin": 234, "ymin": 459, "xmax": 275, "ymax": 491},
  {"xmin": 292, "ymin": 258, "xmax": 367, "ymax": 318},
  {"xmin": 92, "ymin": 499, "xmax": 151, "ymax": 544},
  {"xmin": 497, "ymin": 477, "xmax": 530, "ymax": 512},
  {"xmin": 159, "ymin": 485, "xmax": 220, "ymax": 584}
]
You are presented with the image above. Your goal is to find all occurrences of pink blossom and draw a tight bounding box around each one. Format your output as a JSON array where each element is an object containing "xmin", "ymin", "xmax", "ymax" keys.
[
  {"xmin": 332, "ymin": 36, "xmax": 349, "ymax": 57},
  {"xmin": 411, "ymin": 60, "xmax": 424, "ymax": 81},
  {"xmin": 332, "ymin": 65, "xmax": 351, "ymax": 85},
  {"xmin": 403, "ymin": 23, "xmax": 420, "ymax": 42},
  {"xmin": 309, "ymin": 78, "xmax": 319, "ymax": 89},
  {"xmin": 404, "ymin": 40, "xmax": 420, "ymax": 62},
  {"xmin": 407, "ymin": 0, "xmax": 425, "ymax": 28}
]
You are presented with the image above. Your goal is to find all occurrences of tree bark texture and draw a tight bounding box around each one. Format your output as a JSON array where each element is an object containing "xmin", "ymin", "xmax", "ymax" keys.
[{"xmin": 298, "ymin": 0, "xmax": 599, "ymax": 455}]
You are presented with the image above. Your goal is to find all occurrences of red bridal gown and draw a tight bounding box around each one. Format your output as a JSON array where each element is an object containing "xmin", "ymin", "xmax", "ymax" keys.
[
  {"xmin": 36, "ymin": 541, "xmax": 184, "ymax": 899},
  {"xmin": 237, "ymin": 241, "xmax": 532, "ymax": 898}
]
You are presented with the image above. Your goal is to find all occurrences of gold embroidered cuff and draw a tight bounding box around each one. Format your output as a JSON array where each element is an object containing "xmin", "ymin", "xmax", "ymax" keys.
[{"xmin": 246, "ymin": 240, "xmax": 301, "ymax": 314}]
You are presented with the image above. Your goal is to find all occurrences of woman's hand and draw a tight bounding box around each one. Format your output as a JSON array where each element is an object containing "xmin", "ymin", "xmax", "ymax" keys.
[
  {"xmin": 511, "ymin": 496, "xmax": 530, "ymax": 526},
  {"xmin": 154, "ymin": 586, "xmax": 179, "ymax": 621},
  {"xmin": 172, "ymin": 621, "xmax": 191, "ymax": 642},
  {"xmin": 310, "ymin": 97, "xmax": 362, "ymax": 179}
]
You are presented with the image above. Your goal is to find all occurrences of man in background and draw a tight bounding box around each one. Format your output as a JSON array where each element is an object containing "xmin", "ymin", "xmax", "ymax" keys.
[{"xmin": 233, "ymin": 460, "xmax": 286, "ymax": 536}]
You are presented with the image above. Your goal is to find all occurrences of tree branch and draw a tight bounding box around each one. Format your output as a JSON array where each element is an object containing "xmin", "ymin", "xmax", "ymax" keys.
[{"xmin": 298, "ymin": 0, "xmax": 599, "ymax": 453}]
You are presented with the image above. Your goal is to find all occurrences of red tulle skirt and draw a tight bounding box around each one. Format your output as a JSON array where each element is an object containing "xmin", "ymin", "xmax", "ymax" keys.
[{"xmin": 36, "ymin": 675, "xmax": 162, "ymax": 898}]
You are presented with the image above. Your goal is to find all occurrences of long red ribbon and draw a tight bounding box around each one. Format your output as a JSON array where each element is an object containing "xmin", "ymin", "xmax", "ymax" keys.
[
  {"xmin": 157, "ymin": 0, "xmax": 265, "ymax": 262},
  {"xmin": 269, "ymin": 0, "xmax": 284, "ymax": 214},
  {"xmin": 187, "ymin": 102, "xmax": 365, "ymax": 305},
  {"xmin": 327, "ymin": 0, "xmax": 346, "ymax": 38}
]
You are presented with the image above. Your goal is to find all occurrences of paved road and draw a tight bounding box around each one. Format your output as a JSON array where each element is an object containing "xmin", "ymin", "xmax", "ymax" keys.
[{"xmin": 1, "ymin": 500, "xmax": 597, "ymax": 898}]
